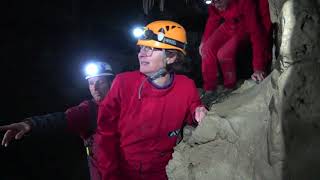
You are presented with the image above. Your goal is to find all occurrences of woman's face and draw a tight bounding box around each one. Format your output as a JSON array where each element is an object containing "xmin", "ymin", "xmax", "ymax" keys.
[{"xmin": 138, "ymin": 46, "xmax": 167, "ymax": 76}]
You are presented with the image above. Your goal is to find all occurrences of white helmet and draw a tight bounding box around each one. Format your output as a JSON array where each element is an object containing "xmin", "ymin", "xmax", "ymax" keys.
[{"xmin": 84, "ymin": 61, "xmax": 114, "ymax": 79}]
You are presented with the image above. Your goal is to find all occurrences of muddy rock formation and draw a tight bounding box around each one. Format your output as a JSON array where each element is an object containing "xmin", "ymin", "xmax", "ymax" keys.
[{"xmin": 167, "ymin": 0, "xmax": 320, "ymax": 179}]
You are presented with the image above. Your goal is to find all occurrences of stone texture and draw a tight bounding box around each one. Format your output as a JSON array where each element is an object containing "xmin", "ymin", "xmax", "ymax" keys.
[
  {"xmin": 167, "ymin": 72, "xmax": 281, "ymax": 180},
  {"xmin": 167, "ymin": 0, "xmax": 320, "ymax": 179}
]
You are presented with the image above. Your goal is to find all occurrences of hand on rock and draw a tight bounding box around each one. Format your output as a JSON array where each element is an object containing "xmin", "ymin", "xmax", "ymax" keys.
[{"xmin": 195, "ymin": 106, "xmax": 208, "ymax": 123}]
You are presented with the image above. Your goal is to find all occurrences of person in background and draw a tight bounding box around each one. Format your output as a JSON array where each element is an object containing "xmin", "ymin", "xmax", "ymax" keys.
[
  {"xmin": 0, "ymin": 61, "xmax": 114, "ymax": 180},
  {"xmin": 200, "ymin": 0, "xmax": 272, "ymax": 94}
]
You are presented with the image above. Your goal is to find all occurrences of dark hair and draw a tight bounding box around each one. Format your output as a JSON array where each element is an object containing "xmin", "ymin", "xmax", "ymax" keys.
[
  {"xmin": 165, "ymin": 49, "xmax": 191, "ymax": 76},
  {"xmin": 107, "ymin": 75, "xmax": 115, "ymax": 83},
  {"xmin": 100, "ymin": 75, "xmax": 114, "ymax": 85}
]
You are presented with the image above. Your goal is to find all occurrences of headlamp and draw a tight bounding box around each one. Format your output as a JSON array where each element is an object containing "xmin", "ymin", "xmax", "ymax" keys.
[
  {"xmin": 133, "ymin": 27, "xmax": 146, "ymax": 38},
  {"xmin": 85, "ymin": 63, "xmax": 100, "ymax": 77},
  {"xmin": 84, "ymin": 61, "xmax": 114, "ymax": 79},
  {"xmin": 205, "ymin": 0, "xmax": 212, "ymax": 4}
]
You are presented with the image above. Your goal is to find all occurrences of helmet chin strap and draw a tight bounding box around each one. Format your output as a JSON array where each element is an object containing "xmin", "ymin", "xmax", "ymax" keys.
[
  {"xmin": 148, "ymin": 68, "xmax": 167, "ymax": 81},
  {"xmin": 139, "ymin": 67, "xmax": 168, "ymax": 100},
  {"xmin": 148, "ymin": 51, "xmax": 168, "ymax": 81}
]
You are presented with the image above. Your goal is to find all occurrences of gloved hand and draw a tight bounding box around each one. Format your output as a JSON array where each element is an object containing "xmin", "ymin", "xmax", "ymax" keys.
[{"xmin": 0, "ymin": 120, "xmax": 32, "ymax": 147}]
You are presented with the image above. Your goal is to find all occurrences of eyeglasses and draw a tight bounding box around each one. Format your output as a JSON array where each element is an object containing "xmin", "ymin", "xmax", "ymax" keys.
[{"xmin": 138, "ymin": 46, "xmax": 162, "ymax": 56}]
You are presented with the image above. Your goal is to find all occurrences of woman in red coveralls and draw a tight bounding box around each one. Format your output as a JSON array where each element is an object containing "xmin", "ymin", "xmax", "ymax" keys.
[
  {"xmin": 200, "ymin": 0, "xmax": 272, "ymax": 93},
  {"xmin": 96, "ymin": 20, "xmax": 208, "ymax": 180}
]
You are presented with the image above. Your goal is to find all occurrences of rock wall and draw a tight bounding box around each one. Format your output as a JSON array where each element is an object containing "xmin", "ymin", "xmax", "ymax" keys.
[{"xmin": 167, "ymin": 0, "xmax": 320, "ymax": 179}]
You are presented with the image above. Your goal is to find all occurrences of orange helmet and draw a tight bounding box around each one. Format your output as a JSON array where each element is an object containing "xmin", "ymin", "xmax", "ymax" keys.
[{"xmin": 137, "ymin": 20, "xmax": 187, "ymax": 55}]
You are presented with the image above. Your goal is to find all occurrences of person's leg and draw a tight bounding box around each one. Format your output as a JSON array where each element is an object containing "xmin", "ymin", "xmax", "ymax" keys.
[
  {"xmin": 217, "ymin": 33, "xmax": 248, "ymax": 89},
  {"xmin": 201, "ymin": 25, "xmax": 231, "ymax": 91}
]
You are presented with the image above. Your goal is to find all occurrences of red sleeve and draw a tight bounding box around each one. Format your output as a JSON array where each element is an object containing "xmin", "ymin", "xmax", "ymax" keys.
[
  {"xmin": 243, "ymin": 0, "xmax": 272, "ymax": 72},
  {"xmin": 65, "ymin": 101, "xmax": 92, "ymax": 138},
  {"xmin": 185, "ymin": 81, "xmax": 204, "ymax": 125},
  {"xmin": 201, "ymin": 5, "xmax": 221, "ymax": 43},
  {"xmin": 96, "ymin": 76, "xmax": 122, "ymax": 180}
]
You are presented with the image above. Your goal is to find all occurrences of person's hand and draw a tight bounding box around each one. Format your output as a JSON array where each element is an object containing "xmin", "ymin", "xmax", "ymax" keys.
[
  {"xmin": 251, "ymin": 70, "xmax": 265, "ymax": 83},
  {"xmin": 195, "ymin": 106, "xmax": 208, "ymax": 123},
  {"xmin": 0, "ymin": 121, "xmax": 32, "ymax": 147},
  {"xmin": 199, "ymin": 43, "xmax": 204, "ymax": 57}
]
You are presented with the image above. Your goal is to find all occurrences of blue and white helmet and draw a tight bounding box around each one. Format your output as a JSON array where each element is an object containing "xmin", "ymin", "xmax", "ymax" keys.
[{"xmin": 84, "ymin": 61, "xmax": 114, "ymax": 79}]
